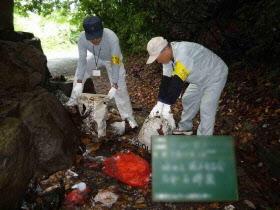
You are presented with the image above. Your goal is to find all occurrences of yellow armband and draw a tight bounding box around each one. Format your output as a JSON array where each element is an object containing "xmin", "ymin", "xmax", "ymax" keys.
[
  {"xmin": 172, "ymin": 60, "xmax": 190, "ymax": 81},
  {"xmin": 112, "ymin": 55, "xmax": 121, "ymax": 65}
]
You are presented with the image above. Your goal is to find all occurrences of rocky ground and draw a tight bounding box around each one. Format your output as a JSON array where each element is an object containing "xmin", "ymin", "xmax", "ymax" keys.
[{"xmin": 21, "ymin": 55, "xmax": 280, "ymax": 210}]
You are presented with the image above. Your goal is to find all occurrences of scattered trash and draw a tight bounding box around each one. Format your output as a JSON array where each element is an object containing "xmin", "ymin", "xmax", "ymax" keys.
[
  {"xmin": 64, "ymin": 182, "xmax": 91, "ymax": 207},
  {"xmin": 257, "ymin": 162, "xmax": 263, "ymax": 167},
  {"xmin": 272, "ymin": 177, "xmax": 278, "ymax": 181},
  {"xmin": 39, "ymin": 184, "xmax": 60, "ymax": 195},
  {"xmin": 244, "ymin": 200, "xmax": 256, "ymax": 209},
  {"xmin": 54, "ymin": 90, "xmax": 69, "ymax": 105},
  {"xmin": 83, "ymin": 160, "xmax": 101, "ymax": 169},
  {"xmin": 138, "ymin": 116, "xmax": 173, "ymax": 150},
  {"xmin": 21, "ymin": 201, "xmax": 29, "ymax": 210},
  {"xmin": 72, "ymin": 182, "xmax": 86, "ymax": 191},
  {"xmin": 262, "ymin": 123, "xmax": 269, "ymax": 128},
  {"xmin": 78, "ymin": 93, "xmax": 109, "ymax": 138},
  {"xmin": 224, "ymin": 204, "xmax": 235, "ymax": 210},
  {"xmin": 35, "ymin": 183, "xmax": 43, "ymax": 194},
  {"xmin": 128, "ymin": 137, "xmax": 149, "ymax": 151},
  {"xmin": 134, "ymin": 196, "xmax": 147, "ymax": 208},
  {"xmin": 82, "ymin": 143, "xmax": 102, "ymax": 157},
  {"xmin": 93, "ymin": 188, "xmax": 119, "ymax": 208},
  {"xmin": 65, "ymin": 169, "xmax": 78, "ymax": 178},
  {"xmin": 103, "ymin": 152, "xmax": 150, "ymax": 187},
  {"xmin": 83, "ymin": 152, "xmax": 105, "ymax": 162},
  {"xmin": 110, "ymin": 121, "xmax": 126, "ymax": 135}
]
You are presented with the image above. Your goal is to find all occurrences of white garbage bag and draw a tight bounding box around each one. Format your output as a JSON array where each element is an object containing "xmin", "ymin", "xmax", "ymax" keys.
[
  {"xmin": 77, "ymin": 93, "xmax": 109, "ymax": 138},
  {"xmin": 138, "ymin": 116, "xmax": 173, "ymax": 151}
]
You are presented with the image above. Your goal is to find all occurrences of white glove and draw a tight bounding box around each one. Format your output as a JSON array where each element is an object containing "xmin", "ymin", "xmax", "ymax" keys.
[
  {"xmin": 162, "ymin": 104, "xmax": 176, "ymax": 130},
  {"xmin": 149, "ymin": 101, "xmax": 164, "ymax": 117},
  {"xmin": 162, "ymin": 104, "xmax": 171, "ymax": 116},
  {"xmin": 73, "ymin": 83, "xmax": 83, "ymax": 98},
  {"xmin": 107, "ymin": 87, "xmax": 117, "ymax": 99},
  {"xmin": 66, "ymin": 83, "xmax": 83, "ymax": 106}
]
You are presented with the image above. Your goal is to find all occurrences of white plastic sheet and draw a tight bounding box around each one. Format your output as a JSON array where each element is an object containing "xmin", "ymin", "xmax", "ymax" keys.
[
  {"xmin": 77, "ymin": 93, "xmax": 109, "ymax": 138},
  {"xmin": 138, "ymin": 116, "xmax": 173, "ymax": 150}
]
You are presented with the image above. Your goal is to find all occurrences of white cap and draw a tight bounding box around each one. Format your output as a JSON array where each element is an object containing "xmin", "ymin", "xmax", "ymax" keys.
[{"xmin": 146, "ymin": 37, "xmax": 168, "ymax": 64}]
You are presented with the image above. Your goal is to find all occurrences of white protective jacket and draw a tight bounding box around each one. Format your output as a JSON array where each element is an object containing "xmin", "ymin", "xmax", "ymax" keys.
[
  {"xmin": 161, "ymin": 41, "xmax": 228, "ymax": 135},
  {"xmin": 69, "ymin": 28, "xmax": 136, "ymax": 123},
  {"xmin": 76, "ymin": 28, "xmax": 122, "ymax": 84},
  {"xmin": 162, "ymin": 42, "xmax": 227, "ymax": 85}
]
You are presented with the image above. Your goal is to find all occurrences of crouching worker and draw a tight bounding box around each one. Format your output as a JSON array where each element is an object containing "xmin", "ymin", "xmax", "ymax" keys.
[
  {"xmin": 146, "ymin": 37, "xmax": 228, "ymax": 135},
  {"xmin": 66, "ymin": 16, "xmax": 138, "ymax": 129}
]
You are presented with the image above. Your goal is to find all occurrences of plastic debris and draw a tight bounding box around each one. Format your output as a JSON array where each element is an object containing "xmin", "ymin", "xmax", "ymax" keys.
[
  {"xmin": 93, "ymin": 189, "xmax": 119, "ymax": 208},
  {"xmin": 224, "ymin": 204, "xmax": 235, "ymax": 210},
  {"xmin": 83, "ymin": 151, "xmax": 105, "ymax": 162},
  {"xmin": 78, "ymin": 93, "xmax": 108, "ymax": 138},
  {"xmin": 21, "ymin": 201, "xmax": 29, "ymax": 210},
  {"xmin": 65, "ymin": 169, "xmax": 78, "ymax": 178},
  {"xmin": 138, "ymin": 116, "xmax": 173, "ymax": 150},
  {"xmin": 244, "ymin": 200, "xmax": 256, "ymax": 209},
  {"xmin": 103, "ymin": 152, "xmax": 150, "ymax": 187},
  {"xmin": 83, "ymin": 160, "xmax": 100, "ymax": 169},
  {"xmin": 72, "ymin": 182, "xmax": 86, "ymax": 191},
  {"xmin": 40, "ymin": 184, "xmax": 60, "ymax": 195},
  {"xmin": 129, "ymin": 137, "xmax": 149, "ymax": 151},
  {"xmin": 64, "ymin": 182, "xmax": 91, "ymax": 207},
  {"xmin": 110, "ymin": 121, "xmax": 126, "ymax": 135}
]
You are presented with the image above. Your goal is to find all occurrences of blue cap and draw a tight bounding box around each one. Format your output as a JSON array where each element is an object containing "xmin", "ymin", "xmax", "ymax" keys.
[{"xmin": 83, "ymin": 16, "xmax": 103, "ymax": 40}]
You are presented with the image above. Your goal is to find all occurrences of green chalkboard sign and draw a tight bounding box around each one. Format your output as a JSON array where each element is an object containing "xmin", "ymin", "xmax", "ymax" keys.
[{"xmin": 152, "ymin": 135, "xmax": 238, "ymax": 202}]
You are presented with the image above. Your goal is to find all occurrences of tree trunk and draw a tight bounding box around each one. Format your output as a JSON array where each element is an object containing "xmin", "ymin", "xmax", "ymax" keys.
[{"xmin": 0, "ymin": 0, "xmax": 14, "ymax": 30}]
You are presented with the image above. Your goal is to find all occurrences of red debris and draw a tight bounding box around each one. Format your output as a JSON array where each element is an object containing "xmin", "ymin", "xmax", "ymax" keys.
[
  {"xmin": 64, "ymin": 187, "xmax": 91, "ymax": 207},
  {"xmin": 103, "ymin": 152, "xmax": 150, "ymax": 187}
]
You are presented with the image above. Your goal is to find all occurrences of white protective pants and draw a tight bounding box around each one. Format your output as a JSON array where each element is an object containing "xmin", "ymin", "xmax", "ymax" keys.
[
  {"xmin": 70, "ymin": 56, "xmax": 135, "ymax": 121},
  {"xmin": 178, "ymin": 68, "xmax": 228, "ymax": 135}
]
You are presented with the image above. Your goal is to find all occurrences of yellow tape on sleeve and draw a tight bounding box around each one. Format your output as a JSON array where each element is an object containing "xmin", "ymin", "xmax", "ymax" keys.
[
  {"xmin": 111, "ymin": 55, "xmax": 121, "ymax": 65},
  {"xmin": 172, "ymin": 60, "xmax": 190, "ymax": 81}
]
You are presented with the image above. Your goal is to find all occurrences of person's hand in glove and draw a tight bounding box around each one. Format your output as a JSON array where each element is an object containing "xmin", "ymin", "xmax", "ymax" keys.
[
  {"xmin": 149, "ymin": 101, "xmax": 164, "ymax": 117},
  {"xmin": 107, "ymin": 86, "xmax": 117, "ymax": 99},
  {"xmin": 66, "ymin": 82, "xmax": 83, "ymax": 106},
  {"xmin": 162, "ymin": 104, "xmax": 176, "ymax": 130},
  {"xmin": 73, "ymin": 82, "xmax": 83, "ymax": 98}
]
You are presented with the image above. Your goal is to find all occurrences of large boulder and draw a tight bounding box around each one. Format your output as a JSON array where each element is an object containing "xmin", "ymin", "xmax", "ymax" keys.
[
  {"xmin": 0, "ymin": 118, "xmax": 35, "ymax": 210},
  {"xmin": 0, "ymin": 30, "xmax": 44, "ymax": 53},
  {"xmin": 19, "ymin": 88, "xmax": 78, "ymax": 176},
  {"xmin": 0, "ymin": 39, "xmax": 48, "ymax": 92},
  {"xmin": 0, "ymin": 36, "xmax": 79, "ymax": 209}
]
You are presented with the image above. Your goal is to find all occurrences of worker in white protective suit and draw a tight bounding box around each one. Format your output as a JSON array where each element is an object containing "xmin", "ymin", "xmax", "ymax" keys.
[
  {"xmin": 146, "ymin": 37, "xmax": 228, "ymax": 135},
  {"xmin": 66, "ymin": 16, "xmax": 138, "ymax": 129}
]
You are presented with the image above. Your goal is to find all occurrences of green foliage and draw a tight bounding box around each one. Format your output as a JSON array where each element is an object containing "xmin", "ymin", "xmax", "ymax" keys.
[
  {"xmin": 14, "ymin": 0, "xmax": 279, "ymax": 69},
  {"xmin": 236, "ymin": 0, "xmax": 280, "ymax": 66},
  {"xmin": 14, "ymin": 12, "xmax": 77, "ymax": 53},
  {"xmin": 15, "ymin": 0, "xmax": 154, "ymax": 54},
  {"xmin": 71, "ymin": 0, "xmax": 154, "ymax": 54}
]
